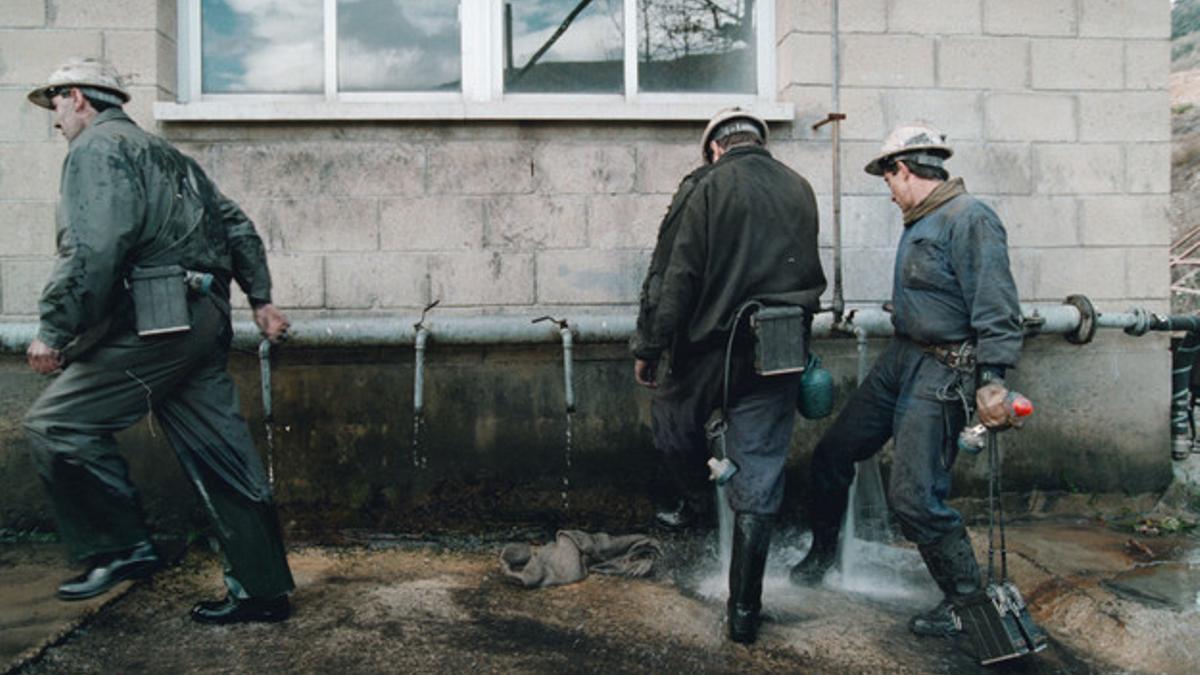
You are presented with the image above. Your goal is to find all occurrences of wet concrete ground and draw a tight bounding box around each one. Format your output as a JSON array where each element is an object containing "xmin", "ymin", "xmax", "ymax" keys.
[{"xmin": 3, "ymin": 519, "xmax": 1198, "ymax": 674}]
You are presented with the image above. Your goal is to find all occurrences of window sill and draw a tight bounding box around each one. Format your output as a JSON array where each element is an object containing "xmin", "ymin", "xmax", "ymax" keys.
[{"xmin": 153, "ymin": 98, "xmax": 795, "ymax": 123}]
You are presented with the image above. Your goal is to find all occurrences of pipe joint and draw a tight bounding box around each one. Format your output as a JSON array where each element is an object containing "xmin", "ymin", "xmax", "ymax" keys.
[{"xmin": 1124, "ymin": 306, "xmax": 1152, "ymax": 337}]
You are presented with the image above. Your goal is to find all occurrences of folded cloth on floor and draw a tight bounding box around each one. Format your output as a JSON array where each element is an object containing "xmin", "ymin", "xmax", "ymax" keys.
[{"xmin": 499, "ymin": 530, "xmax": 663, "ymax": 588}]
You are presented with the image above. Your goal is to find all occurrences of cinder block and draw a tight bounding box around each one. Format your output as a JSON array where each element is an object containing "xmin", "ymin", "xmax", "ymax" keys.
[
  {"xmin": 157, "ymin": 30, "xmax": 177, "ymax": 95},
  {"xmin": 119, "ymin": 85, "xmax": 160, "ymax": 134},
  {"xmin": 1125, "ymin": 41, "xmax": 1169, "ymax": 90},
  {"xmin": 0, "ymin": 30, "xmax": 102, "ymax": 85},
  {"xmin": 953, "ymin": 143, "xmax": 1032, "ymax": 195},
  {"xmin": 532, "ymin": 144, "xmax": 635, "ymax": 194},
  {"xmin": 1126, "ymin": 142, "xmax": 1170, "ymax": 194},
  {"xmin": 536, "ymin": 250, "xmax": 650, "ymax": 304},
  {"xmin": 986, "ymin": 94, "xmax": 1075, "ymax": 142},
  {"xmin": 381, "ymin": 196, "xmax": 484, "ymax": 251},
  {"xmin": 1006, "ymin": 247, "xmax": 1040, "ymax": 300},
  {"xmin": 981, "ymin": 196, "xmax": 1077, "ymax": 247},
  {"xmin": 839, "ymin": 195, "xmax": 900, "ymax": 248},
  {"xmin": 1079, "ymin": 0, "xmax": 1170, "ymax": 39},
  {"xmin": 0, "ymin": 202, "xmax": 56, "ymax": 256},
  {"xmin": 779, "ymin": 33, "xmax": 832, "ymax": 87},
  {"xmin": 0, "ymin": 90, "xmax": 51, "ymax": 141},
  {"xmin": 938, "ymin": 37, "xmax": 1028, "ymax": 90},
  {"xmin": 429, "ymin": 142, "xmax": 532, "ymax": 195},
  {"xmin": 157, "ymin": 0, "xmax": 176, "ymax": 37},
  {"xmin": 841, "ymin": 141, "xmax": 892, "ymax": 196},
  {"xmin": 1079, "ymin": 92, "xmax": 1170, "ymax": 142},
  {"xmin": 324, "ymin": 253, "xmax": 428, "ymax": 309},
  {"xmin": 841, "ymin": 35, "xmax": 935, "ymax": 88},
  {"xmin": 635, "ymin": 143, "xmax": 701, "ymax": 194},
  {"xmin": 0, "ymin": 143, "xmax": 67, "ymax": 201},
  {"xmin": 1037, "ymin": 248, "xmax": 1125, "ymax": 299},
  {"xmin": 1080, "ymin": 195, "xmax": 1169, "ymax": 246},
  {"xmin": 50, "ymin": 0, "xmax": 158, "ymax": 29},
  {"xmin": 777, "ymin": 0, "xmax": 887, "ymax": 35},
  {"xmin": 209, "ymin": 142, "xmax": 426, "ymax": 200},
  {"xmin": 840, "ymin": 247, "xmax": 895, "ymax": 302},
  {"xmin": 1031, "ymin": 40, "xmax": 1123, "ymax": 90},
  {"xmin": 243, "ymin": 198, "xmax": 378, "ymax": 252},
  {"xmin": 1, "ymin": 259, "xmax": 54, "ymax": 315},
  {"xmin": 588, "ymin": 194, "xmax": 668, "ymax": 249},
  {"xmin": 984, "ymin": 0, "xmax": 1075, "ymax": 37},
  {"xmin": 429, "ymin": 252, "xmax": 534, "ymax": 306},
  {"xmin": 770, "ymin": 141, "xmax": 833, "ymax": 194},
  {"xmin": 102, "ymin": 30, "xmax": 160, "ymax": 87},
  {"xmin": 264, "ymin": 253, "xmax": 324, "ymax": 308},
  {"xmin": 1033, "ymin": 144, "xmax": 1121, "ymax": 194},
  {"xmin": 885, "ymin": 89, "xmax": 983, "ymax": 141},
  {"xmin": 838, "ymin": 87, "xmax": 888, "ymax": 141},
  {"xmin": 0, "ymin": 0, "xmax": 44, "ymax": 27},
  {"xmin": 779, "ymin": 86, "xmax": 886, "ymax": 142},
  {"xmin": 484, "ymin": 195, "xmax": 587, "ymax": 250},
  {"xmin": 889, "ymin": 0, "xmax": 980, "ymax": 35},
  {"xmin": 1126, "ymin": 248, "xmax": 1169, "ymax": 299}
]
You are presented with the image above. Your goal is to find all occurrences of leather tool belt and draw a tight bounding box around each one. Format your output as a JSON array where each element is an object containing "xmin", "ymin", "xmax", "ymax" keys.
[{"xmin": 923, "ymin": 341, "xmax": 976, "ymax": 371}]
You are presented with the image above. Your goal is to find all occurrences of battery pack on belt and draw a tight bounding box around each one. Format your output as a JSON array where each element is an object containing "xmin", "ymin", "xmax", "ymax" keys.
[{"xmin": 128, "ymin": 265, "xmax": 193, "ymax": 337}]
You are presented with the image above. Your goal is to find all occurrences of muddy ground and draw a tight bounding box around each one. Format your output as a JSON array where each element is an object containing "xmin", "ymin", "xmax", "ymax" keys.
[{"xmin": 3, "ymin": 519, "xmax": 1198, "ymax": 674}]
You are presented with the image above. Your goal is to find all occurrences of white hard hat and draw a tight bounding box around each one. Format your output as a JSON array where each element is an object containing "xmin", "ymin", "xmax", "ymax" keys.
[
  {"xmin": 28, "ymin": 57, "xmax": 130, "ymax": 110},
  {"xmin": 701, "ymin": 107, "xmax": 768, "ymax": 164},
  {"xmin": 864, "ymin": 123, "xmax": 953, "ymax": 176}
]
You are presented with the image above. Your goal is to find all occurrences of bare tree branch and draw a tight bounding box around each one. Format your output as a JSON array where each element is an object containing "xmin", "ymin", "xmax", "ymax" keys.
[{"xmin": 510, "ymin": 0, "xmax": 597, "ymax": 85}]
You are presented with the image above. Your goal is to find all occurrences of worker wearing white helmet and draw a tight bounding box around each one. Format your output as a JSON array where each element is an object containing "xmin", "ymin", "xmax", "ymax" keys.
[{"xmin": 793, "ymin": 122, "xmax": 1024, "ymax": 642}]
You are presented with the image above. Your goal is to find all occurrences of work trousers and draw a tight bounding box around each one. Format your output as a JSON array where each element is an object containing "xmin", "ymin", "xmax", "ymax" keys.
[
  {"xmin": 23, "ymin": 297, "xmax": 294, "ymax": 600},
  {"xmin": 651, "ymin": 345, "xmax": 801, "ymax": 515},
  {"xmin": 809, "ymin": 338, "xmax": 970, "ymax": 545}
]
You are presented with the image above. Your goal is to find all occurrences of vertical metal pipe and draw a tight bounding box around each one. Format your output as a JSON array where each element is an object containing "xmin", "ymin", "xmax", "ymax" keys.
[
  {"xmin": 414, "ymin": 327, "xmax": 428, "ymax": 416},
  {"xmin": 561, "ymin": 326, "xmax": 575, "ymax": 413},
  {"xmin": 830, "ymin": 0, "xmax": 844, "ymax": 320}
]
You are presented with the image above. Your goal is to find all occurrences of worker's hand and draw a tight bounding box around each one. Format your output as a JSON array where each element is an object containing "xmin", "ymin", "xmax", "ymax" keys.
[
  {"xmin": 27, "ymin": 338, "xmax": 63, "ymax": 375},
  {"xmin": 634, "ymin": 358, "xmax": 659, "ymax": 388},
  {"xmin": 976, "ymin": 382, "xmax": 1011, "ymax": 429},
  {"xmin": 253, "ymin": 303, "xmax": 290, "ymax": 344}
]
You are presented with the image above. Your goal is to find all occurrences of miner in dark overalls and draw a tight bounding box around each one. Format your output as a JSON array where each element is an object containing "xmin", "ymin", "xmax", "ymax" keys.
[
  {"xmin": 22, "ymin": 57, "xmax": 294, "ymax": 623},
  {"xmin": 632, "ymin": 108, "xmax": 826, "ymax": 644},
  {"xmin": 789, "ymin": 123, "xmax": 1024, "ymax": 638}
]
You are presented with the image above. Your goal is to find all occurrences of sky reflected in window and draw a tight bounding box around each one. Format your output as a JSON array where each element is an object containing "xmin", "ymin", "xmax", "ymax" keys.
[
  {"xmin": 505, "ymin": 0, "xmax": 623, "ymax": 94},
  {"xmin": 202, "ymin": 0, "xmax": 324, "ymax": 94},
  {"xmin": 338, "ymin": 0, "xmax": 461, "ymax": 92}
]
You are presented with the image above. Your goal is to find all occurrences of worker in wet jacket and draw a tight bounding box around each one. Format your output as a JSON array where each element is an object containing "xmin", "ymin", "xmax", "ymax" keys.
[
  {"xmin": 22, "ymin": 57, "xmax": 294, "ymax": 624},
  {"xmin": 789, "ymin": 123, "xmax": 1023, "ymax": 639},
  {"xmin": 633, "ymin": 108, "xmax": 826, "ymax": 644}
]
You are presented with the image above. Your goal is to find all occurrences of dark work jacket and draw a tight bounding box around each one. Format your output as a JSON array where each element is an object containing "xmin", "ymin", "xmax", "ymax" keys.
[
  {"xmin": 38, "ymin": 108, "xmax": 271, "ymax": 351},
  {"xmin": 637, "ymin": 145, "xmax": 825, "ymax": 364},
  {"xmin": 892, "ymin": 191, "xmax": 1022, "ymax": 368}
]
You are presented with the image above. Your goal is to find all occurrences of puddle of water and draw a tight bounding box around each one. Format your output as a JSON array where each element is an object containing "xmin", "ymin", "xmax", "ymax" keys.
[{"xmin": 1104, "ymin": 560, "xmax": 1200, "ymax": 612}]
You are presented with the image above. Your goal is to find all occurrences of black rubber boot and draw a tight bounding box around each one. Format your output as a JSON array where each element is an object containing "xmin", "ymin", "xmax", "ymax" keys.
[
  {"xmin": 728, "ymin": 513, "xmax": 773, "ymax": 645},
  {"xmin": 651, "ymin": 455, "xmax": 710, "ymax": 531},
  {"xmin": 789, "ymin": 524, "xmax": 839, "ymax": 586},
  {"xmin": 911, "ymin": 527, "xmax": 983, "ymax": 637}
]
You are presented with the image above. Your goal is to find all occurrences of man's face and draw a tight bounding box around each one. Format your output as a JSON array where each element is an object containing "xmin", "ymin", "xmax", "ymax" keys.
[
  {"xmin": 883, "ymin": 163, "xmax": 916, "ymax": 211},
  {"xmin": 50, "ymin": 88, "xmax": 88, "ymax": 141}
]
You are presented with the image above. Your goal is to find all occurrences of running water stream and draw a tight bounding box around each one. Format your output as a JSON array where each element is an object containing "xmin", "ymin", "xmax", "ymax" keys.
[{"xmin": 561, "ymin": 412, "xmax": 573, "ymax": 512}]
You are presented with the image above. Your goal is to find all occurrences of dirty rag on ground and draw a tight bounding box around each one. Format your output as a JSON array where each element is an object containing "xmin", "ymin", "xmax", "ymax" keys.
[{"xmin": 499, "ymin": 530, "xmax": 663, "ymax": 588}]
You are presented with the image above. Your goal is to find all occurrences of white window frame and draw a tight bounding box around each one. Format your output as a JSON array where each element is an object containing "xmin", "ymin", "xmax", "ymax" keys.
[{"xmin": 156, "ymin": 0, "xmax": 792, "ymax": 122}]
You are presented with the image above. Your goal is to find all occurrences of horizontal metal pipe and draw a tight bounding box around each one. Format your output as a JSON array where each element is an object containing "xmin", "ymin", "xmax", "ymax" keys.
[{"xmin": 0, "ymin": 303, "xmax": 1188, "ymax": 354}]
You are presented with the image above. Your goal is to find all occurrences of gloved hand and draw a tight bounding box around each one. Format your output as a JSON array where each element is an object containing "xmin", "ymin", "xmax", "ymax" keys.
[{"xmin": 976, "ymin": 382, "xmax": 1012, "ymax": 429}]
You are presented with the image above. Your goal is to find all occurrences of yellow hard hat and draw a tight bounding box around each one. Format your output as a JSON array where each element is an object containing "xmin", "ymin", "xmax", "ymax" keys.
[
  {"xmin": 864, "ymin": 123, "xmax": 953, "ymax": 176},
  {"xmin": 701, "ymin": 107, "xmax": 768, "ymax": 164},
  {"xmin": 28, "ymin": 57, "xmax": 130, "ymax": 110}
]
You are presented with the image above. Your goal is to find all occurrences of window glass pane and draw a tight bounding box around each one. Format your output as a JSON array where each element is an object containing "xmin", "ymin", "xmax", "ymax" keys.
[
  {"xmin": 637, "ymin": 0, "xmax": 756, "ymax": 94},
  {"xmin": 504, "ymin": 0, "xmax": 624, "ymax": 94},
  {"xmin": 338, "ymin": 1, "xmax": 462, "ymax": 92},
  {"xmin": 202, "ymin": 0, "xmax": 324, "ymax": 94}
]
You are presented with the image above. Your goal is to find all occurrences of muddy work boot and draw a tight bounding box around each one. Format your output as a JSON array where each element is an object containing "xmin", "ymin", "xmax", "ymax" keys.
[
  {"xmin": 788, "ymin": 526, "xmax": 838, "ymax": 587},
  {"xmin": 911, "ymin": 526, "xmax": 983, "ymax": 637},
  {"xmin": 728, "ymin": 513, "xmax": 773, "ymax": 644}
]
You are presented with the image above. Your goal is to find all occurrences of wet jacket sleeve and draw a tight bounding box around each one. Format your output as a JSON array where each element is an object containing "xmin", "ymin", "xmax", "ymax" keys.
[
  {"xmin": 647, "ymin": 189, "xmax": 709, "ymax": 360},
  {"xmin": 948, "ymin": 206, "xmax": 1022, "ymax": 368},
  {"xmin": 632, "ymin": 174, "xmax": 701, "ymax": 361},
  {"xmin": 38, "ymin": 140, "xmax": 146, "ymax": 350},
  {"xmin": 217, "ymin": 190, "xmax": 272, "ymax": 306}
]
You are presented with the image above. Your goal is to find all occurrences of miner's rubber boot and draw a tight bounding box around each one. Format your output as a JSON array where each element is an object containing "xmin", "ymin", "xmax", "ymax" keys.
[
  {"xmin": 789, "ymin": 524, "xmax": 839, "ymax": 586},
  {"xmin": 728, "ymin": 513, "xmax": 773, "ymax": 644},
  {"xmin": 911, "ymin": 526, "xmax": 983, "ymax": 637}
]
